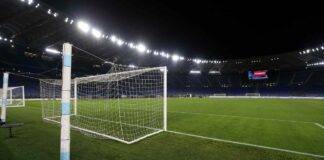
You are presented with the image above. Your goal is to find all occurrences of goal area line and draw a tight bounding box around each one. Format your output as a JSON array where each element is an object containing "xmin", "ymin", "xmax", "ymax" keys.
[
  {"xmin": 169, "ymin": 111, "xmax": 316, "ymax": 124},
  {"xmin": 43, "ymin": 116, "xmax": 163, "ymax": 144},
  {"xmin": 167, "ymin": 130, "xmax": 324, "ymax": 159}
]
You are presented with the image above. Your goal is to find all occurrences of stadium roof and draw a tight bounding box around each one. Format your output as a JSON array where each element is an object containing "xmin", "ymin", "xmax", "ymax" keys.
[{"xmin": 1, "ymin": 0, "xmax": 324, "ymax": 76}]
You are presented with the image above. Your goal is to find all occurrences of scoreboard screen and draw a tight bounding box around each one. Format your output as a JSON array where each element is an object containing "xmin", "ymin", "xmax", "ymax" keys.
[{"xmin": 248, "ymin": 70, "xmax": 268, "ymax": 80}]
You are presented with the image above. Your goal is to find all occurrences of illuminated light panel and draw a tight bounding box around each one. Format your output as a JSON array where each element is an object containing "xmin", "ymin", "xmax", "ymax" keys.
[
  {"xmin": 27, "ymin": 0, "xmax": 34, "ymax": 5},
  {"xmin": 209, "ymin": 70, "xmax": 220, "ymax": 74},
  {"xmin": 110, "ymin": 35, "xmax": 117, "ymax": 42},
  {"xmin": 171, "ymin": 54, "xmax": 180, "ymax": 62},
  {"xmin": 91, "ymin": 28, "xmax": 102, "ymax": 39},
  {"xmin": 136, "ymin": 43, "xmax": 146, "ymax": 53},
  {"xmin": 77, "ymin": 21, "xmax": 90, "ymax": 33},
  {"xmin": 193, "ymin": 59, "xmax": 202, "ymax": 64},
  {"xmin": 190, "ymin": 70, "xmax": 201, "ymax": 74}
]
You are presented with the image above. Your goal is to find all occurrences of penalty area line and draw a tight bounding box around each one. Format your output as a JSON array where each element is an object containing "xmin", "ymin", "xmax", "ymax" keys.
[
  {"xmin": 315, "ymin": 123, "xmax": 324, "ymax": 129},
  {"xmin": 166, "ymin": 130, "xmax": 324, "ymax": 159}
]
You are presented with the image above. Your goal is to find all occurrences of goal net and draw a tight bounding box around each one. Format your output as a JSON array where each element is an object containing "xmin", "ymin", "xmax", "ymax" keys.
[
  {"xmin": 0, "ymin": 86, "xmax": 25, "ymax": 107},
  {"xmin": 41, "ymin": 66, "xmax": 167, "ymax": 144}
]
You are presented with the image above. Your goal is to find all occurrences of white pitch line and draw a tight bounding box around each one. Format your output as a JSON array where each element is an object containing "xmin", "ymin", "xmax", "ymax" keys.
[
  {"xmin": 315, "ymin": 123, "xmax": 324, "ymax": 129},
  {"xmin": 169, "ymin": 111, "xmax": 316, "ymax": 124},
  {"xmin": 167, "ymin": 130, "xmax": 324, "ymax": 159}
]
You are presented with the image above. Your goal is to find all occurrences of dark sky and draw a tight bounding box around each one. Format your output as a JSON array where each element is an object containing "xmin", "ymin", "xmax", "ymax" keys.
[{"xmin": 42, "ymin": 0, "xmax": 324, "ymax": 59}]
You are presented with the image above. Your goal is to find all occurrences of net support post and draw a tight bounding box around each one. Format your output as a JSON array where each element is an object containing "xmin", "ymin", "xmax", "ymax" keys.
[
  {"xmin": 1, "ymin": 72, "xmax": 8, "ymax": 123},
  {"xmin": 163, "ymin": 67, "xmax": 167, "ymax": 131},
  {"xmin": 73, "ymin": 79, "xmax": 77, "ymax": 115},
  {"xmin": 22, "ymin": 86, "xmax": 25, "ymax": 107},
  {"xmin": 60, "ymin": 43, "xmax": 72, "ymax": 160}
]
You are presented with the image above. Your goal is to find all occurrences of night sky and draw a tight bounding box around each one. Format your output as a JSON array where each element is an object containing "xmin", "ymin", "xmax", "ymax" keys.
[{"xmin": 42, "ymin": 0, "xmax": 324, "ymax": 59}]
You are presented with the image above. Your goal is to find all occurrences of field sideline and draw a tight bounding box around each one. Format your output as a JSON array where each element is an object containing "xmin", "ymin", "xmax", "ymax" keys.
[{"xmin": 1, "ymin": 98, "xmax": 324, "ymax": 160}]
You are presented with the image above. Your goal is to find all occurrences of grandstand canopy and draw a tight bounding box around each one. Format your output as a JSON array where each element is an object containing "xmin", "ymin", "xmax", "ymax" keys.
[{"xmin": 1, "ymin": 0, "xmax": 324, "ymax": 75}]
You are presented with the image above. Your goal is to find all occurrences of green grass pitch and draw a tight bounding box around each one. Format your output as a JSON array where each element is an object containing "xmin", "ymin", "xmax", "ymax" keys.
[{"xmin": 1, "ymin": 98, "xmax": 324, "ymax": 160}]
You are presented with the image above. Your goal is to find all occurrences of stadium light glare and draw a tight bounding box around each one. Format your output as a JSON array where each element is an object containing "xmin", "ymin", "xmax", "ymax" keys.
[
  {"xmin": 47, "ymin": 9, "xmax": 52, "ymax": 14},
  {"xmin": 27, "ymin": 0, "xmax": 34, "ymax": 5},
  {"xmin": 128, "ymin": 43, "xmax": 135, "ymax": 48},
  {"xmin": 193, "ymin": 59, "xmax": 202, "ymax": 64},
  {"xmin": 171, "ymin": 54, "xmax": 180, "ymax": 62},
  {"xmin": 45, "ymin": 48, "xmax": 61, "ymax": 54},
  {"xmin": 209, "ymin": 70, "xmax": 220, "ymax": 74},
  {"xmin": 136, "ymin": 43, "xmax": 147, "ymax": 53},
  {"xmin": 77, "ymin": 21, "xmax": 91, "ymax": 33},
  {"xmin": 91, "ymin": 28, "xmax": 102, "ymax": 39},
  {"xmin": 190, "ymin": 70, "xmax": 201, "ymax": 74},
  {"xmin": 128, "ymin": 64, "xmax": 136, "ymax": 68},
  {"xmin": 117, "ymin": 39, "xmax": 124, "ymax": 46},
  {"xmin": 110, "ymin": 35, "xmax": 117, "ymax": 42},
  {"xmin": 35, "ymin": 3, "xmax": 40, "ymax": 8}
]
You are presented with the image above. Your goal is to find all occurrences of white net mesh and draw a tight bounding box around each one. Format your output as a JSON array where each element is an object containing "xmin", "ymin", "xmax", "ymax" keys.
[
  {"xmin": 41, "ymin": 66, "xmax": 166, "ymax": 144},
  {"xmin": 0, "ymin": 86, "xmax": 25, "ymax": 107}
]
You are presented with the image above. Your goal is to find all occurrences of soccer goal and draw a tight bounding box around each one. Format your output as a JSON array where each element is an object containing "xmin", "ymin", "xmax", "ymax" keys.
[
  {"xmin": 40, "ymin": 66, "xmax": 167, "ymax": 144},
  {"xmin": 0, "ymin": 86, "xmax": 25, "ymax": 107}
]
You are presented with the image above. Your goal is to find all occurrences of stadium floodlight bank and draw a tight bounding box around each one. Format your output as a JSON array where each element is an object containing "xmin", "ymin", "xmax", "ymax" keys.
[
  {"xmin": 0, "ymin": 86, "xmax": 25, "ymax": 107},
  {"xmin": 41, "ymin": 66, "xmax": 168, "ymax": 144}
]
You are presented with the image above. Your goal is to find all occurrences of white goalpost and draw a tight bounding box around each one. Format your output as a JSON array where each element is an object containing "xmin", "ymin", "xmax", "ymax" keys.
[
  {"xmin": 0, "ymin": 86, "xmax": 25, "ymax": 107},
  {"xmin": 40, "ymin": 44, "xmax": 168, "ymax": 145}
]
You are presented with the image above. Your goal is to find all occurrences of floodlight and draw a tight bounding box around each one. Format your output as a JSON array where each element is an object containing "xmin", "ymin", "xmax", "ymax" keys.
[
  {"xmin": 77, "ymin": 21, "xmax": 91, "ymax": 33},
  {"xmin": 47, "ymin": 9, "xmax": 52, "ymax": 14},
  {"xmin": 65, "ymin": 18, "xmax": 69, "ymax": 23},
  {"xmin": 117, "ymin": 39, "xmax": 124, "ymax": 46},
  {"xmin": 209, "ymin": 70, "xmax": 220, "ymax": 74},
  {"xmin": 136, "ymin": 43, "xmax": 146, "ymax": 53},
  {"xmin": 128, "ymin": 64, "xmax": 136, "ymax": 68},
  {"xmin": 171, "ymin": 54, "xmax": 180, "ymax": 62},
  {"xmin": 110, "ymin": 35, "xmax": 117, "ymax": 42},
  {"xmin": 190, "ymin": 70, "xmax": 201, "ymax": 74},
  {"xmin": 91, "ymin": 28, "xmax": 102, "ymax": 39},
  {"xmin": 45, "ymin": 48, "xmax": 61, "ymax": 54},
  {"xmin": 193, "ymin": 59, "xmax": 202, "ymax": 64},
  {"xmin": 27, "ymin": 0, "xmax": 34, "ymax": 5},
  {"xmin": 128, "ymin": 43, "xmax": 135, "ymax": 48},
  {"xmin": 53, "ymin": 13, "xmax": 58, "ymax": 17},
  {"xmin": 35, "ymin": 3, "xmax": 40, "ymax": 8}
]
